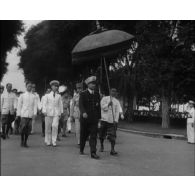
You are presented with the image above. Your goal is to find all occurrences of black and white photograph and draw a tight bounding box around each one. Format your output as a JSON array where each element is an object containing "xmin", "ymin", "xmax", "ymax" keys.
[{"xmin": 0, "ymin": 2, "xmax": 194, "ymax": 194}]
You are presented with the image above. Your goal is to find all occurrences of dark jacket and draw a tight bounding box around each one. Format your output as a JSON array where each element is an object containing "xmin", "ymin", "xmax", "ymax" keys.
[{"xmin": 79, "ymin": 90, "xmax": 101, "ymax": 123}]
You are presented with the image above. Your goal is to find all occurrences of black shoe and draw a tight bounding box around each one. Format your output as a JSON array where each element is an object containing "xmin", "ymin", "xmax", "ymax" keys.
[
  {"xmin": 23, "ymin": 143, "xmax": 29, "ymax": 148},
  {"xmin": 21, "ymin": 142, "xmax": 24, "ymax": 147},
  {"xmin": 1, "ymin": 134, "xmax": 6, "ymax": 140},
  {"xmin": 80, "ymin": 151, "xmax": 84, "ymax": 155},
  {"xmin": 110, "ymin": 151, "xmax": 118, "ymax": 155},
  {"xmin": 91, "ymin": 153, "xmax": 100, "ymax": 159}
]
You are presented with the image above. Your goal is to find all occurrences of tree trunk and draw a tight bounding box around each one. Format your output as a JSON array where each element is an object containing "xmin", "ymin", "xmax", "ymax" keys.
[
  {"xmin": 161, "ymin": 94, "xmax": 170, "ymax": 129},
  {"xmin": 133, "ymin": 95, "xmax": 137, "ymax": 110},
  {"xmin": 127, "ymin": 95, "xmax": 134, "ymax": 122}
]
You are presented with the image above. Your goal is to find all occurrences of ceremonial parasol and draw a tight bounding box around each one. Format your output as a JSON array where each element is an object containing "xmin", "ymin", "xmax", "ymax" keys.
[
  {"xmin": 72, "ymin": 21, "xmax": 134, "ymax": 120},
  {"xmin": 72, "ymin": 21, "xmax": 134, "ymax": 90}
]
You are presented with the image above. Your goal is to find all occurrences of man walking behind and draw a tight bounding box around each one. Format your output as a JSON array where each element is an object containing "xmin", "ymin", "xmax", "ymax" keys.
[
  {"xmin": 40, "ymin": 88, "xmax": 51, "ymax": 137},
  {"xmin": 70, "ymin": 82, "xmax": 83, "ymax": 145},
  {"xmin": 16, "ymin": 82, "xmax": 37, "ymax": 147},
  {"xmin": 60, "ymin": 89, "xmax": 71, "ymax": 138},
  {"xmin": 42, "ymin": 80, "xmax": 63, "ymax": 147},
  {"xmin": 31, "ymin": 83, "xmax": 41, "ymax": 134},
  {"xmin": 99, "ymin": 88, "xmax": 120, "ymax": 155},
  {"xmin": 1, "ymin": 83, "xmax": 17, "ymax": 139},
  {"xmin": 79, "ymin": 76, "xmax": 101, "ymax": 159}
]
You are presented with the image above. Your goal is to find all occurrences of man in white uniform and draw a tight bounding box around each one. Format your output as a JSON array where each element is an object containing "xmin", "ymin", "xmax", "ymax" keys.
[
  {"xmin": 1, "ymin": 83, "xmax": 17, "ymax": 139},
  {"xmin": 187, "ymin": 100, "xmax": 195, "ymax": 144},
  {"xmin": 42, "ymin": 80, "xmax": 63, "ymax": 147},
  {"xmin": 16, "ymin": 82, "xmax": 37, "ymax": 147},
  {"xmin": 99, "ymin": 88, "xmax": 120, "ymax": 155}
]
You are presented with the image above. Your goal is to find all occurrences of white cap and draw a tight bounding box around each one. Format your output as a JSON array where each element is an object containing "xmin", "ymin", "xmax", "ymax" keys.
[
  {"xmin": 85, "ymin": 76, "xmax": 96, "ymax": 85},
  {"xmin": 59, "ymin": 85, "xmax": 67, "ymax": 93},
  {"xmin": 50, "ymin": 80, "xmax": 60, "ymax": 86}
]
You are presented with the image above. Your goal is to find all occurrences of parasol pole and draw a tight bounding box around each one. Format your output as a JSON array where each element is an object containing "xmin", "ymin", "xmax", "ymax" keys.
[
  {"xmin": 103, "ymin": 56, "xmax": 115, "ymax": 123},
  {"xmin": 99, "ymin": 57, "xmax": 103, "ymax": 96}
]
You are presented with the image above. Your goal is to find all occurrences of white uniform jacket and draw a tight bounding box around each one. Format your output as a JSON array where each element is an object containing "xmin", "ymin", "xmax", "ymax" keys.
[
  {"xmin": 17, "ymin": 91, "xmax": 37, "ymax": 118},
  {"xmin": 187, "ymin": 107, "xmax": 195, "ymax": 123},
  {"xmin": 101, "ymin": 96, "xmax": 120, "ymax": 123},
  {"xmin": 42, "ymin": 91, "xmax": 63, "ymax": 117},
  {"xmin": 1, "ymin": 91, "xmax": 17, "ymax": 115}
]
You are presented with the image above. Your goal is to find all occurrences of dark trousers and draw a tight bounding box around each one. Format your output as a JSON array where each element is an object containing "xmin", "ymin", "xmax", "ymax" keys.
[
  {"xmin": 99, "ymin": 121, "xmax": 116, "ymax": 143},
  {"xmin": 1, "ymin": 113, "xmax": 15, "ymax": 136},
  {"xmin": 14, "ymin": 116, "xmax": 21, "ymax": 134},
  {"xmin": 41, "ymin": 114, "xmax": 45, "ymax": 135},
  {"xmin": 20, "ymin": 117, "xmax": 32, "ymax": 144},
  {"xmin": 80, "ymin": 119, "xmax": 98, "ymax": 154}
]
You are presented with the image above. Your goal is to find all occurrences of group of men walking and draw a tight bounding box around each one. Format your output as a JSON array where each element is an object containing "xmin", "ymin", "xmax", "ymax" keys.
[{"xmin": 1, "ymin": 75, "xmax": 124, "ymax": 160}]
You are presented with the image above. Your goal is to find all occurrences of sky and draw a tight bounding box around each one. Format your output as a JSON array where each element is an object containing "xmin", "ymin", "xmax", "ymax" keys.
[{"xmin": 1, "ymin": 20, "xmax": 42, "ymax": 91}]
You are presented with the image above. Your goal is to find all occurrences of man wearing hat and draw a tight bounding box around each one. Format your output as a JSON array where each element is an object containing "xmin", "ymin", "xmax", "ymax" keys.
[
  {"xmin": 42, "ymin": 80, "xmax": 63, "ymax": 147},
  {"xmin": 70, "ymin": 82, "xmax": 83, "ymax": 145},
  {"xmin": 187, "ymin": 100, "xmax": 195, "ymax": 144},
  {"xmin": 79, "ymin": 76, "xmax": 101, "ymax": 159}
]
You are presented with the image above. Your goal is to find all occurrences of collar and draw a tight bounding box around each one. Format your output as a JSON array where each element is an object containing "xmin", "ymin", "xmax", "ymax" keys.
[
  {"xmin": 88, "ymin": 88, "xmax": 94, "ymax": 94},
  {"xmin": 5, "ymin": 91, "xmax": 12, "ymax": 95}
]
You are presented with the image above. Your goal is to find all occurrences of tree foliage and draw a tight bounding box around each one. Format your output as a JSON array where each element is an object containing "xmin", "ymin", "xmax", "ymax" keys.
[
  {"xmin": 134, "ymin": 20, "xmax": 195, "ymax": 128},
  {"xmin": 0, "ymin": 20, "xmax": 23, "ymax": 79},
  {"xmin": 135, "ymin": 21, "xmax": 195, "ymax": 102},
  {"xmin": 19, "ymin": 20, "xmax": 136, "ymax": 94}
]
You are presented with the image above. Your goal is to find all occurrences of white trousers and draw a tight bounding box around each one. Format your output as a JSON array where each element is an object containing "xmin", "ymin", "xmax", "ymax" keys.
[
  {"xmin": 187, "ymin": 123, "xmax": 195, "ymax": 143},
  {"xmin": 74, "ymin": 118, "xmax": 80, "ymax": 144},
  {"xmin": 45, "ymin": 116, "xmax": 59, "ymax": 145}
]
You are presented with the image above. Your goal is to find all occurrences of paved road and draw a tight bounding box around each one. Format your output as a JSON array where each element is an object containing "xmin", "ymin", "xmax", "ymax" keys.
[{"xmin": 1, "ymin": 125, "xmax": 194, "ymax": 176}]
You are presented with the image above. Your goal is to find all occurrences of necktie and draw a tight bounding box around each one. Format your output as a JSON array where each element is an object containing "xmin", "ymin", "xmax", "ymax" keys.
[{"xmin": 53, "ymin": 92, "xmax": 55, "ymax": 98}]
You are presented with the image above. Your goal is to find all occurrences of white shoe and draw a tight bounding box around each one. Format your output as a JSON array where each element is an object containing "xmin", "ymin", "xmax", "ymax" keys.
[{"xmin": 52, "ymin": 143, "xmax": 57, "ymax": 147}]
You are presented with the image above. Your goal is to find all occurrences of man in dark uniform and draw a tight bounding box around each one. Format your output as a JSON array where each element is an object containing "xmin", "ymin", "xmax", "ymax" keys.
[{"xmin": 79, "ymin": 76, "xmax": 101, "ymax": 159}]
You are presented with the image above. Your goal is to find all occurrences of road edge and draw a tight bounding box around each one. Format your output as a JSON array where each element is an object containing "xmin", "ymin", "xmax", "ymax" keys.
[{"xmin": 118, "ymin": 127, "xmax": 187, "ymax": 140}]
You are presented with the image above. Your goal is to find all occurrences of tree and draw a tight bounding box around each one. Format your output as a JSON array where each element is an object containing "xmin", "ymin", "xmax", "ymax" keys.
[
  {"xmin": 19, "ymin": 20, "xmax": 95, "ymax": 94},
  {"xmin": 0, "ymin": 20, "xmax": 23, "ymax": 80},
  {"xmin": 135, "ymin": 21, "xmax": 195, "ymax": 128},
  {"xmin": 19, "ymin": 20, "xmax": 137, "ymax": 94}
]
